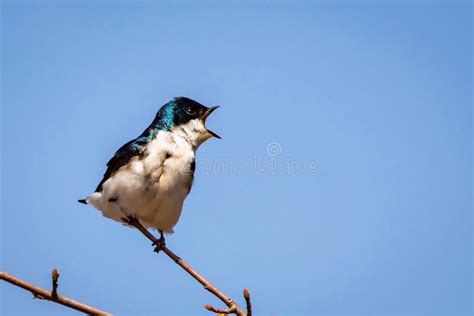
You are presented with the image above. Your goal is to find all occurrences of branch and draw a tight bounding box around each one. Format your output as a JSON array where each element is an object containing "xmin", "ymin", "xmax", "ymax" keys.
[
  {"xmin": 243, "ymin": 289, "xmax": 252, "ymax": 316},
  {"xmin": 51, "ymin": 269, "xmax": 59, "ymax": 300},
  {"xmin": 122, "ymin": 216, "xmax": 252, "ymax": 316},
  {"xmin": 0, "ymin": 270, "xmax": 111, "ymax": 315},
  {"xmin": 204, "ymin": 289, "xmax": 252, "ymax": 315}
]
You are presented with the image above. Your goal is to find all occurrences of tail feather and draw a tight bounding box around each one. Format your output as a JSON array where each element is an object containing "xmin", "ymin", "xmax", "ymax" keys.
[{"xmin": 78, "ymin": 199, "xmax": 87, "ymax": 204}]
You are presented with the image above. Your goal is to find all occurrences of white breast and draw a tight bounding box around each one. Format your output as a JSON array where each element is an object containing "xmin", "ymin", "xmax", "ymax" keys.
[{"xmin": 86, "ymin": 119, "xmax": 209, "ymax": 233}]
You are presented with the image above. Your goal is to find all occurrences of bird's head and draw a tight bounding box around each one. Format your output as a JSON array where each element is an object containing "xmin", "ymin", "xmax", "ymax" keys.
[{"xmin": 154, "ymin": 97, "xmax": 220, "ymax": 146}]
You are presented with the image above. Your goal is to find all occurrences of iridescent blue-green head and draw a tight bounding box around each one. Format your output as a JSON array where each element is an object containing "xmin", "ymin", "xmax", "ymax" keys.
[{"xmin": 151, "ymin": 97, "xmax": 220, "ymax": 140}]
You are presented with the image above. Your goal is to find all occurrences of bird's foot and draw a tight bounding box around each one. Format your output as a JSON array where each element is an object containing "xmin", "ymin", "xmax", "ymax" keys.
[
  {"xmin": 152, "ymin": 231, "xmax": 166, "ymax": 253},
  {"xmin": 152, "ymin": 239, "xmax": 165, "ymax": 253}
]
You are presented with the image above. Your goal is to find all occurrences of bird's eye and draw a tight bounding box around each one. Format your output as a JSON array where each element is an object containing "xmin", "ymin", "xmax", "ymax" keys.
[{"xmin": 186, "ymin": 108, "xmax": 196, "ymax": 116}]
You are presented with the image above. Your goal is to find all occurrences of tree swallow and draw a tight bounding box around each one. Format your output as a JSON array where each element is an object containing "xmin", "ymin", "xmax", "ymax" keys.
[{"xmin": 79, "ymin": 97, "xmax": 220, "ymax": 248}]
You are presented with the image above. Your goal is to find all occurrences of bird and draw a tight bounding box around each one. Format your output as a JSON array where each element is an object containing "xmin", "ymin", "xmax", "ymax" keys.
[{"xmin": 79, "ymin": 97, "xmax": 220, "ymax": 250}]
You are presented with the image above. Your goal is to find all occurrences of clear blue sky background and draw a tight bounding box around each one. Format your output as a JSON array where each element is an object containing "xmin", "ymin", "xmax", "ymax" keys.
[{"xmin": 1, "ymin": 1, "xmax": 472, "ymax": 315}]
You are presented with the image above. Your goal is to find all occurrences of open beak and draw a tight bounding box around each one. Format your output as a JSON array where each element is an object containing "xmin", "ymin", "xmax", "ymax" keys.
[{"xmin": 202, "ymin": 106, "xmax": 221, "ymax": 139}]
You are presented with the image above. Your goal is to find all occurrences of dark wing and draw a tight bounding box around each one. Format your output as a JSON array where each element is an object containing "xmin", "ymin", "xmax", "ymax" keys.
[{"xmin": 95, "ymin": 138, "xmax": 146, "ymax": 192}]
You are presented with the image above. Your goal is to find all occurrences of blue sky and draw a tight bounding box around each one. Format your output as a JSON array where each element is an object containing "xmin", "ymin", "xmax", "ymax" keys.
[{"xmin": 1, "ymin": 1, "xmax": 472, "ymax": 315}]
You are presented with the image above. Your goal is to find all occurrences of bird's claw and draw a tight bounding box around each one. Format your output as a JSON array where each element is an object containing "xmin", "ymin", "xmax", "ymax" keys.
[{"xmin": 152, "ymin": 238, "xmax": 166, "ymax": 253}]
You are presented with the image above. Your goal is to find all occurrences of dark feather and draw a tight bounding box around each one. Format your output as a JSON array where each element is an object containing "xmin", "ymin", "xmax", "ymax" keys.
[
  {"xmin": 186, "ymin": 159, "xmax": 196, "ymax": 194},
  {"xmin": 94, "ymin": 110, "xmax": 165, "ymax": 193},
  {"xmin": 95, "ymin": 138, "xmax": 147, "ymax": 192},
  {"xmin": 190, "ymin": 159, "xmax": 196, "ymax": 174}
]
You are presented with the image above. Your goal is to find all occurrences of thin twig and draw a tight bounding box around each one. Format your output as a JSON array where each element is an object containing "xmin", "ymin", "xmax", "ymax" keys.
[
  {"xmin": 122, "ymin": 216, "xmax": 249, "ymax": 316},
  {"xmin": 51, "ymin": 269, "xmax": 59, "ymax": 300},
  {"xmin": 0, "ymin": 271, "xmax": 111, "ymax": 315},
  {"xmin": 205, "ymin": 290, "xmax": 252, "ymax": 316},
  {"xmin": 243, "ymin": 289, "xmax": 252, "ymax": 316},
  {"xmin": 204, "ymin": 303, "xmax": 234, "ymax": 314}
]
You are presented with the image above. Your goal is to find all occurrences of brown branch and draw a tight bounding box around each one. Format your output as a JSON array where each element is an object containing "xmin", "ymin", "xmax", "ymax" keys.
[
  {"xmin": 0, "ymin": 271, "xmax": 111, "ymax": 315},
  {"xmin": 51, "ymin": 269, "xmax": 59, "ymax": 300},
  {"xmin": 122, "ymin": 216, "xmax": 250, "ymax": 316},
  {"xmin": 243, "ymin": 289, "xmax": 252, "ymax": 316},
  {"xmin": 204, "ymin": 303, "xmax": 234, "ymax": 314},
  {"xmin": 205, "ymin": 289, "xmax": 252, "ymax": 316}
]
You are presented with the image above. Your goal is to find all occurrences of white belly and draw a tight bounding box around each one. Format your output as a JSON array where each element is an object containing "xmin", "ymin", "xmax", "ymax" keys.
[{"xmin": 86, "ymin": 132, "xmax": 195, "ymax": 233}]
